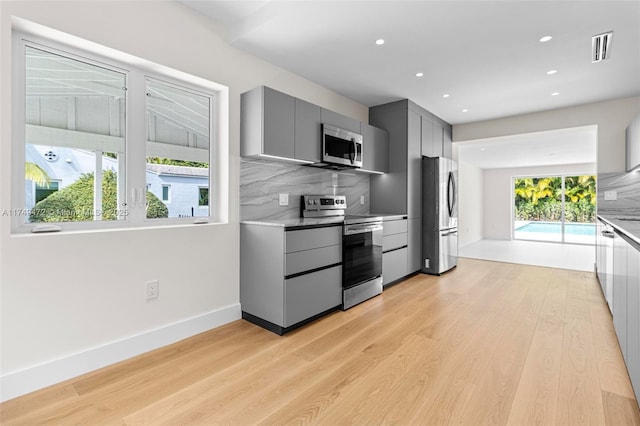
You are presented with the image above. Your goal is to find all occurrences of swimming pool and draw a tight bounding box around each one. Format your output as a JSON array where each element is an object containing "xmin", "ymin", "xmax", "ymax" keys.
[{"xmin": 515, "ymin": 221, "xmax": 596, "ymax": 236}]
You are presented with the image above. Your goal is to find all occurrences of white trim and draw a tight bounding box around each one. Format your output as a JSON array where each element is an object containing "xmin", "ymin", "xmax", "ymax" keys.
[{"xmin": 0, "ymin": 303, "xmax": 241, "ymax": 402}]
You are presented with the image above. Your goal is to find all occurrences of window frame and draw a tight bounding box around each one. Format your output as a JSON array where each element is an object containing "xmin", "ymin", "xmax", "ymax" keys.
[{"xmin": 11, "ymin": 27, "xmax": 228, "ymax": 234}]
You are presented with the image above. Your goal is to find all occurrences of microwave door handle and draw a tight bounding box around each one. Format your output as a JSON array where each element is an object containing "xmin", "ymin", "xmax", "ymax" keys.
[{"xmin": 350, "ymin": 138, "xmax": 356, "ymax": 164}]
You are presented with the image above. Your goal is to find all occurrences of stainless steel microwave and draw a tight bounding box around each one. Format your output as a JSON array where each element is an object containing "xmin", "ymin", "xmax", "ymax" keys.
[{"xmin": 322, "ymin": 124, "xmax": 363, "ymax": 168}]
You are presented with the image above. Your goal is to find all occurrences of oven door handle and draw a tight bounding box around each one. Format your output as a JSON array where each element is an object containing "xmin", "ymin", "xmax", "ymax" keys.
[{"xmin": 344, "ymin": 224, "xmax": 383, "ymax": 235}]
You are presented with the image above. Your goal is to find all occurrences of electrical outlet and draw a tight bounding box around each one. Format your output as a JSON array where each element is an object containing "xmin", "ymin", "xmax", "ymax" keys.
[
  {"xmin": 279, "ymin": 193, "xmax": 289, "ymax": 206},
  {"xmin": 604, "ymin": 191, "xmax": 617, "ymax": 201},
  {"xmin": 146, "ymin": 280, "xmax": 159, "ymax": 300},
  {"xmin": 360, "ymin": 195, "xmax": 365, "ymax": 205}
]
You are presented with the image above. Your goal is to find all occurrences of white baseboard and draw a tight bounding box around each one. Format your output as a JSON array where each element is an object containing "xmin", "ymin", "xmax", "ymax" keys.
[{"xmin": 0, "ymin": 303, "xmax": 241, "ymax": 402}]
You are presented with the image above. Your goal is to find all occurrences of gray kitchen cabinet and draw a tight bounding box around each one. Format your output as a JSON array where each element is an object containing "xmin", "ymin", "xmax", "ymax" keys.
[
  {"xmin": 626, "ymin": 111, "xmax": 640, "ymax": 172},
  {"xmin": 370, "ymin": 99, "xmax": 451, "ymax": 275},
  {"xmin": 596, "ymin": 218, "xmax": 608, "ymax": 295},
  {"xmin": 421, "ymin": 115, "xmax": 452, "ymax": 159},
  {"xmin": 321, "ymin": 108, "xmax": 361, "ymax": 134},
  {"xmin": 407, "ymin": 218, "xmax": 421, "ymax": 273},
  {"xmin": 431, "ymin": 120, "xmax": 444, "ymax": 158},
  {"xmin": 613, "ymin": 229, "xmax": 629, "ymax": 361},
  {"xmin": 420, "ymin": 115, "xmax": 435, "ymax": 157},
  {"xmin": 242, "ymin": 86, "xmax": 389, "ymax": 169},
  {"xmin": 361, "ymin": 123, "xmax": 389, "ymax": 173},
  {"xmin": 383, "ymin": 248, "xmax": 408, "ymax": 286},
  {"xmin": 294, "ymin": 98, "xmax": 322, "ymax": 162},
  {"xmin": 241, "ymin": 86, "xmax": 295, "ymax": 159},
  {"xmin": 407, "ymin": 110, "xmax": 422, "ymax": 220},
  {"xmin": 626, "ymin": 236, "xmax": 640, "ymax": 399},
  {"xmin": 240, "ymin": 223, "xmax": 342, "ymax": 334},
  {"xmin": 285, "ymin": 266, "xmax": 341, "ymax": 327},
  {"xmin": 443, "ymin": 123, "xmax": 453, "ymax": 159},
  {"xmin": 382, "ymin": 218, "xmax": 408, "ymax": 286}
]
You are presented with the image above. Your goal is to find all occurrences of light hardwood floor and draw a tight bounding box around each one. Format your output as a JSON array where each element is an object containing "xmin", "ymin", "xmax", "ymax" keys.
[{"xmin": 2, "ymin": 258, "xmax": 640, "ymax": 425}]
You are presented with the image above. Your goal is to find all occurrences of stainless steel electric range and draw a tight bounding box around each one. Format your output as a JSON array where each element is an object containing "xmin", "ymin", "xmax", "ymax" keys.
[{"xmin": 301, "ymin": 195, "xmax": 383, "ymax": 309}]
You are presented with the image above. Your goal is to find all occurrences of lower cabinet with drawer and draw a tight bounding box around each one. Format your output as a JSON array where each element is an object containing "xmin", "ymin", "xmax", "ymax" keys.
[
  {"xmin": 382, "ymin": 218, "xmax": 409, "ymax": 286},
  {"xmin": 240, "ymin": 223, "xmax": 342, "ymax": 335}
]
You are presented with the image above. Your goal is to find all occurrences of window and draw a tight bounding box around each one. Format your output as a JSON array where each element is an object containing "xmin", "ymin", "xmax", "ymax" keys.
[
  {"xmin": 11, "ymin": 27, "xmax": 228, "ymax": 233},
  {"xmin": 34, "ymin": 180, "xmax": 60, "ymax": 204},
  {"xmin": 161, "ymin": 185, "xmax": 171, "ymax": 202},
  {"xmin": 513, "ymin": 175, "xmax": 596, "ymax": 244},
  {"xmin": 199, "ymin": 187, "xmax": 209, "ymax": 207},
  {"xmin": 146, "ymin": 78, "xmax": 210, "ymax": 218}
]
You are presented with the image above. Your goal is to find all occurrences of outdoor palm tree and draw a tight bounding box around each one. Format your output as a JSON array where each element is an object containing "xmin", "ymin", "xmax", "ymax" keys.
[{"xmin": 25, "ymin": 162, "xmax": 50, "ymax": 187}]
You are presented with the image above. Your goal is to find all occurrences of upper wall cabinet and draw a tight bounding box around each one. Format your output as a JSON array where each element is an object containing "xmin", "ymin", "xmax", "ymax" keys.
[
  {"xmin": 294, "ymin": 98, "xmax": 322, "ymax": 163},
  {"xmin": 241, "ymin": 86, "xmax": 388, "ymax": 173},
  {"xmin": 241, "ymin": 86, "xmax": 295, "ymax": 160},
  {"xmin": 421, "ymin": 115, "xmax": 452, "ymax": 159},
  {"xmin": 362, "ymin": 123, "xmax": 389, "ymax": 173},
  {"xmin": 320, "ymin": 108, "xmax": 361, "ymax": 134},
  {"xmin": 627, "ymin": 111, "xmax": 640, "ymax": 172}
]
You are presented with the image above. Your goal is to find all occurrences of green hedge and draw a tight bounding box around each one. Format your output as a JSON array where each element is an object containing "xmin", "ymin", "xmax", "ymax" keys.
[
  {"xmin": 515, "ymin": 198, "xmax": 595, "ymax": 223},
  {"xmin": 30, "ymin": 170, "xmax": 168, "ymax": 222}
]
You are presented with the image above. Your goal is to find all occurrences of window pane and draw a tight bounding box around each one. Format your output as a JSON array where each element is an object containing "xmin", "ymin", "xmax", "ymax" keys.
[
  {"xmin": 198, "ymin": 188, "xmax": 208, "ymax": 207},
  {"xmin": 34, "ymin": 180, "xmax": 59, "ymax": 203},
  {"xmin": 514, "ymin": 176, "xmax": 562, "ymax": 242},
  {"xmin": 24, "ymin": 46, "xmax": 126, "ymax": 223},
  {"xmin": 564, "ymin": 175, "xmax": 596, "ymax": 244},
  {"xmin": 146, "ymin": 79, "xmax": 210, "ymax": 219}
]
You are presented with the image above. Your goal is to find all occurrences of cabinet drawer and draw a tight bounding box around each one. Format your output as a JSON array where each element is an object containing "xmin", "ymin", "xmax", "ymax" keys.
[
  {"xmin": 284, "ymin": 265, "xmax": 342, "ymax": 327},
  {"xmin": 285, "ymin": 245, "xmax": 341, "ymax": 276},
  {"xmin": 285, "ymin": 226, "xmax": 341, "ymax": 253},
  {"xmin": 383, "ymin": 219, "xmax": 408, "ymax": 236},
  {"xmin": 383, "ymin": 233, "xmax": 407, "ymax": 252},
  {"xmin": 383, "ymin": 248, "xmax": 408, "ymax": 286}
]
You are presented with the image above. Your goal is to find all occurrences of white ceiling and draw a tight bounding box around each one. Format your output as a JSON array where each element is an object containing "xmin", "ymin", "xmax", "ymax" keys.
[
  {"xmin": 456, "ymin": 125, "xmax": 597, "ymax": 169},
  {"xmin": 180, "ymin": 0, "xmax": 640, "ymax": 126}
]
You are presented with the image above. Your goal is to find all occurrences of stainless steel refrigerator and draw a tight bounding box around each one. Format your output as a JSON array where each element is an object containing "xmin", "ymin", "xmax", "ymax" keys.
[{"xmin": 421, "ymin": 156, "xmax": 458, "ymax": 275}]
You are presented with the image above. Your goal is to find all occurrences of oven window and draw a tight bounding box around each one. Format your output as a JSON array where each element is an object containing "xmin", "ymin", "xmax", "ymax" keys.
[{"xmin": 343, "ymin": 232, "xmax": 382, "ymax": 288}]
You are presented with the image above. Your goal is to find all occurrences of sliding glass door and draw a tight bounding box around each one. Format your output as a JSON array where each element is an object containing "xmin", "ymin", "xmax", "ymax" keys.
[{"xmin": 513, "ymin": 175, "xmax": 596, "ymax": 244}]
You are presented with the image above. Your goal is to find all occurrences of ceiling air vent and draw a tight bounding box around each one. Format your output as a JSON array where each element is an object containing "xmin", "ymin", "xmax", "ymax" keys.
[{"xmin": 592, "ymin": 31, "xmax": 613, "ymax": 63}]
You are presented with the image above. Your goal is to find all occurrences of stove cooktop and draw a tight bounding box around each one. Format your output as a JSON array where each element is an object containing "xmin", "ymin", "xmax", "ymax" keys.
[{"xmin": 343, "ymin": 214, "xmax": 383, "ymax": 225}]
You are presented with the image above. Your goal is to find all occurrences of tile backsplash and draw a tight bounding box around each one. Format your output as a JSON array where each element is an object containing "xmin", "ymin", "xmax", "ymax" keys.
[
  {"xmin": 598, "ymin": 171, "xmax": 640, "ymax": 217},
  {"xmin": 240, "ymin": 158, "xmax": 370, "ymax": 221}
]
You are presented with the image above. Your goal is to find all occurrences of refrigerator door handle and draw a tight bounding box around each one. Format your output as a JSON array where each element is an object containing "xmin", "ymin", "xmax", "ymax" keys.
[{"xmin": 447, "ymin": 171, "xmax": 456, "ymax": 217}]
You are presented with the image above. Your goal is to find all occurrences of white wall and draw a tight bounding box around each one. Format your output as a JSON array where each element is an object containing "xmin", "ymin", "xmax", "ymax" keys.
[
  {"xmin": 458, "ymin": 160, "xmax": 483, "ymax": 247},
  {"xmin": 483, "ymin": 163, "xmax": 597, "ymax": 240},
  {"xmin": 0, "ymin": 1, "xmax": 368, "ymax": 401},
  {"xmin": 453, "ymin": 97, "xmax": 640, "ymax": 174}
]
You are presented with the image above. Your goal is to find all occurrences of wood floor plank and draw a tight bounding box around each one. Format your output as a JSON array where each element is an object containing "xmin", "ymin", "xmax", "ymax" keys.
[
  {"xmin": 2, "ymin": 258, "xmax": 637, "ymax": 426},
  {"xmin": 602, "ymin": 390, "xmax": 640, "ymax": 426},
  {"xmin": 506, "ymin": 330, "xmax": 563, "ymax": 426},
  {"xmin": 556, "ymin": 314, "xmax": 607, "ymax": 424}
]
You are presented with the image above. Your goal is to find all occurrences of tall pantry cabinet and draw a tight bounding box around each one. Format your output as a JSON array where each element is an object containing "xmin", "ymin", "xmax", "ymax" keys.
[{"xmin": 369, "ymin": 99, "xmax": 452, "ymax": 274}]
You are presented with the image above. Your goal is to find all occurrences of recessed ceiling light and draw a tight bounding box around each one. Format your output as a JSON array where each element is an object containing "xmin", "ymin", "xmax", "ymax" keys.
[
  {"xmin": 442, "ymin": 94, "xmax": 450, "ymax": 98},
  {"xmin": 479, "ymin": 147, "xmax": 486, "ymax": 151},
  {"xmin": 416, "ymin": 72, "xmax": 424, "ymax": 77},
  {"xmin": 462, "ymin": 109, "xmax": 469, "ymax": 112},
  {"xmin": 375, "ymin": 39, "xmax": 385, "ymax": 45},
  {"xmin": 551, "ymin": 92, "xmax": 560, "ymax": 96},
  {"xmin": 547, "ymin": 70, "xmax": 557, "ymax": 75},
  {"xmin": 539, "ymin": 35, "xmax": 553, "ymax": 43}
]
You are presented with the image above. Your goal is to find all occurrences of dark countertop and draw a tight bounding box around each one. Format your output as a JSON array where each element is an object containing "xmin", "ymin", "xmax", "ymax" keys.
[
  {"xmin": 598, "ymin": 215, "xmax": 640, "ymax": 247},
  {"xmin": 241, "ymin": 213, "xmax": 408, "ymax": 229}
]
